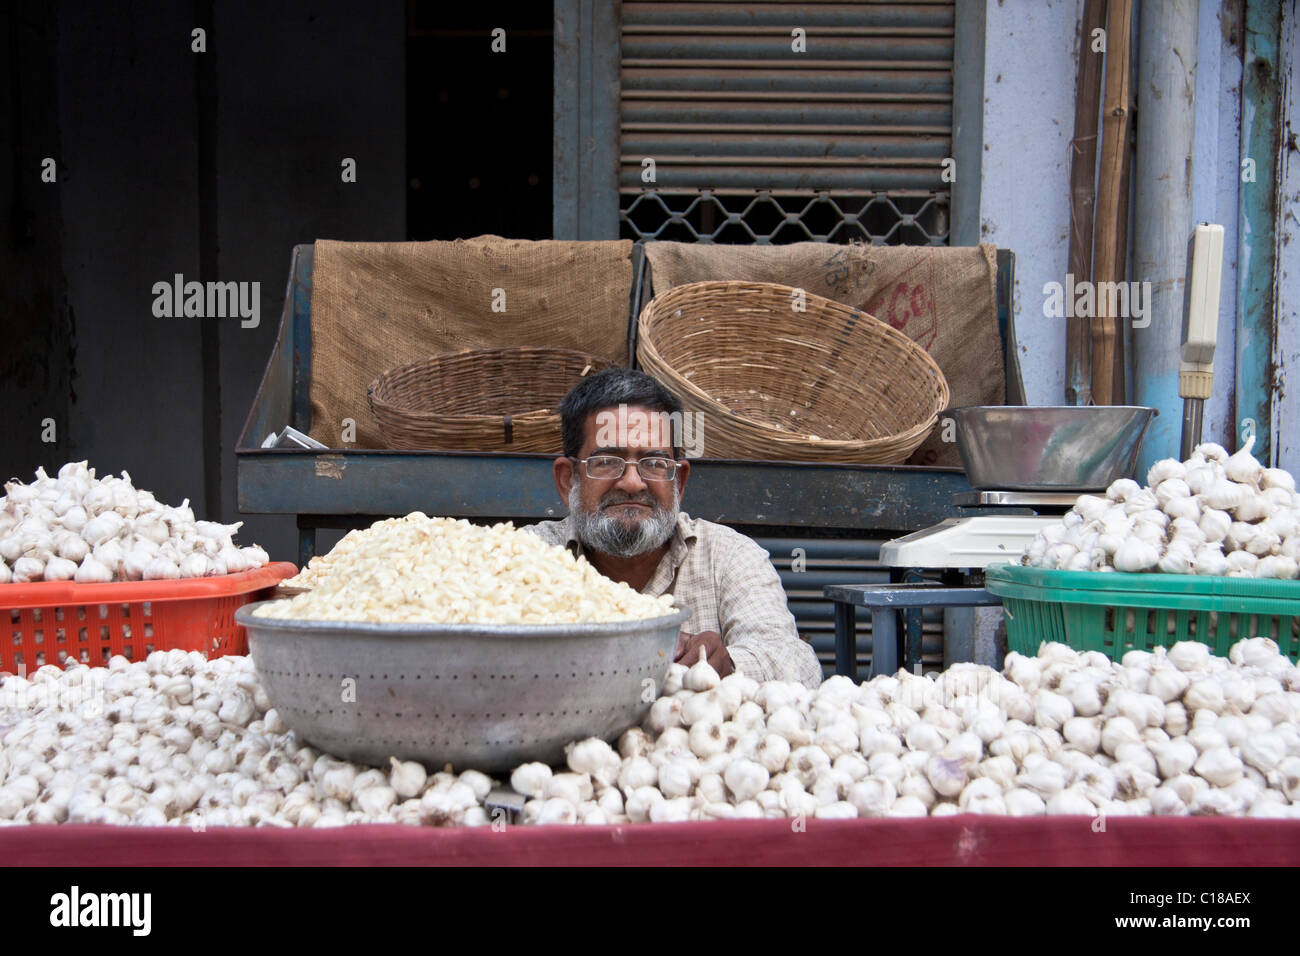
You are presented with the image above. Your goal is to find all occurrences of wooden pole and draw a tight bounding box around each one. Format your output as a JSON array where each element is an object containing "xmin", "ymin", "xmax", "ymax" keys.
[
  {"xmin": 1111, "ymin": 70, "xmax": 1135, "ymax": 405},
  {"xmin": 1092, "ymin": 0, "xmax": 1133, "ymax": 406},
  {"xmin": 1067, "ymin": 0, "xmax": 1107, "ymax": 407}
]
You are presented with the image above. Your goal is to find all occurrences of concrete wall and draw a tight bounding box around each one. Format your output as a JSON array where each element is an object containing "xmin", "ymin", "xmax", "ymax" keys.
[
  {"xmin": 1, "ymin": 0, "xmax": 405, "ymax": 562},
  {"xmin": 978, "ymin": 0, "xmax": 1082, "ymax": 406},
  {"xmin": 1191, "ymin": 0, "xmax": 1244, "ymax": 455}
]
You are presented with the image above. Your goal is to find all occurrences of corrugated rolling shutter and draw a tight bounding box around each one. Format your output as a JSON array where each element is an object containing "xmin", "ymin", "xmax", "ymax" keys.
[
  {"xmin": 754, "ymin": 536, "xmax": 944, "ymax": 676},
  {"xmin": 620, "ymin": 0, "xmax": 955, "ymax": 244}
]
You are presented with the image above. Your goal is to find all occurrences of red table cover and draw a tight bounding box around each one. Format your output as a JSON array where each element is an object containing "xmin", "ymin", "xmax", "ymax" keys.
[{"xmin": 4, "ymin": 817, "xmax": 1298, "ymax": 866}]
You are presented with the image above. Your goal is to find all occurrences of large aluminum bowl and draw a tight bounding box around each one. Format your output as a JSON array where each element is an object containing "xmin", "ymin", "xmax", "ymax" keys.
[
  {"xmin": 950, "ymin": 405, "xmax": 1157, "ymax": 490},
  {"xmin": 234, "ymin": 602, "xmax": 690, "ymax": 773}
]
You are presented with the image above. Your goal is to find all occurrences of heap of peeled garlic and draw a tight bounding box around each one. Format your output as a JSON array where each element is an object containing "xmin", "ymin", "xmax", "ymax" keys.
[{"xmin": 1023, "ymin": 438, "xmax": 1300, "ymax": 578}]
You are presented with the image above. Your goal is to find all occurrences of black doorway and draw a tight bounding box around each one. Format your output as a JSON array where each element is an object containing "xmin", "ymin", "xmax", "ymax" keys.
[{"xmin": 406, "ymin": 1, "xmax": 553, "ymax": 240}]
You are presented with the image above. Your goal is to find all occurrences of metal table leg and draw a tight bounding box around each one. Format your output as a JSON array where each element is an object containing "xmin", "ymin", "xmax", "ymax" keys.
[
  {"xmin": 870, "ymin": 608, "xmax": 899, "ymax": 678},
  {"xmin": 833, "ymin": 601, "xmax": 857, "ymax": 681}
]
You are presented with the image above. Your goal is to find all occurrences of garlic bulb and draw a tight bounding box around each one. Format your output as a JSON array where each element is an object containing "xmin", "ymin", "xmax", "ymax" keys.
[
  {"xmin": 1193, "ymin": 544, "xmax": 1228, "ymax": 576},
  {"xmin": 1224, "ymin": 436, "xmax": 1263, "ymax": 486},
  {"xmin": 1147, "ymin": 459, "xmax": 1186, "ymax": 486},
  {"xmin": 388, "ymin": 757, "xmax": 427, "ymax": 799},
  {"xmin": 12, "ymin": 556, "xmax": 44, "ymax": 582},
  {"xmin": 683, "ymin": 646, "xmax": 721, "ymax": 692},
  {"xmin": 0, "ymin": 616, "xmax": 1295, "ymax": 832},
  {"xmin": 1113, "ymin": 538, "xmax": 1159, "ymax": 573},
  {"xmin": 74, "ymin": 555, "xmax": 113, "ymax": 584},
  {"xmin": 509, "ymin": 762, "xmax": 551, "ymax": 799},
  {"xmin": 1106, "ymin": 478, "xmax": 1142, "ymax": 501},
  {"xmin": 43, "ymin": 556, "xmax": 79, "ymax": 581},
  {"xmin": 722, "ymin": 759, "xmax": 769, "ymax": 802}
]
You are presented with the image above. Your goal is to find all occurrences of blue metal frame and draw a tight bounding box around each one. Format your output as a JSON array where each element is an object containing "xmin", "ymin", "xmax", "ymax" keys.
[
  {"xmin": 1236, "ymin": 0, "xmax": 1283, "ymax": 462},
  {"xmin": 553, "ymin": 0, "xmax": 622, "ymax": 239},
  {"xmin": 950, "ymin": 0, "xmax": 986, "ymax": 247}
]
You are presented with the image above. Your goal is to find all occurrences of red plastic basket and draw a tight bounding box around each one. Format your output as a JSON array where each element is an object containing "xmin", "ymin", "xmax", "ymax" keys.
[{"xmin": 0, "ymin": 562, "xmax": 298, "ymax": 672}]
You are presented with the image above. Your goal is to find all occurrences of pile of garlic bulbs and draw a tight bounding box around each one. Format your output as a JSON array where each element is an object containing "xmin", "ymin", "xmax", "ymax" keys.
[
  {"xmin": 1022, "ymin": 439, "xmax": 1300, "ymax": 578},
  {"xmin": 2, "ymin": 637, "xmax": 1297, "ymax": 826},
  {"xmin": 0, "ymin": 461, "xmax": 269, "ymax": 583}
]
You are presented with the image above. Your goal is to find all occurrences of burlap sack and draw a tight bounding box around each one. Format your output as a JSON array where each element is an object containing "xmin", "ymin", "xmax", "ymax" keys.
[
  {"xmin": 308, "ymin": 236, "xmax": 633, "ymax": 447},
  {"xmin": 642, "ymin": 241, "xmax": 1003, "ymax": 465}
]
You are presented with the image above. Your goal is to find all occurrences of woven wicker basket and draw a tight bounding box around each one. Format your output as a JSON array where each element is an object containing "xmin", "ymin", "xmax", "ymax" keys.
[
  {"xmin": 636, "ymin": 280, "xmax": 950, "ymax": 463},
  {"xmin": 367, "ymin": 347, "xmax": 614, "ymax": 452}
]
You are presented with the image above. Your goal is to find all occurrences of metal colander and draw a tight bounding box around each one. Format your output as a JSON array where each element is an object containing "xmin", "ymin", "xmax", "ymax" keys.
[{"xmin": 234, "ymin": 602, "xmax": 690, "ymax": 773}]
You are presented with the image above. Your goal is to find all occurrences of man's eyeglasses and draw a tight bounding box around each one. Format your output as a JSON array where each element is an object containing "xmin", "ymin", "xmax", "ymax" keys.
[{"xmin": 570, "ymin": 455, "xmax": 680, "ymax": 481}]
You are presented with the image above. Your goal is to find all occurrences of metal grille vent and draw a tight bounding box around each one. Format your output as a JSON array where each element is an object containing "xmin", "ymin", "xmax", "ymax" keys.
[
  {"xmin": 619, "ymin": 0, "xmax": 955, "ymax": 245},
  {"xmin": 622, "ymin": 189, "xmax": 949, "ymax": 244}
]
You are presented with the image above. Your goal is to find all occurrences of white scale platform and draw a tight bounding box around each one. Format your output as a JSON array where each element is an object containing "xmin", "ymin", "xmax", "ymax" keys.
[{"xmin": 880, "ymin": 515, "xmax": 1061, "ymax": 571}]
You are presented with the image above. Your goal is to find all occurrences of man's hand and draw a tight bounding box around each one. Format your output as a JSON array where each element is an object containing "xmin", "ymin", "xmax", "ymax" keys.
[{"xmin": 674, "ymin": 629, "xmax": 733, "ymax": 677}]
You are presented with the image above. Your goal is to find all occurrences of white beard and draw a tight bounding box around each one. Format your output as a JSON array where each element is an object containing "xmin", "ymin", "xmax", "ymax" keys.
[{"xmin": 568, "ymin": 482, "xmax": 678, "ymax": 558}]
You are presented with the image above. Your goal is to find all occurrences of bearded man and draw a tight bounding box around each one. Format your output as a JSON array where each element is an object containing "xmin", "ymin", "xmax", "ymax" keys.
[{"xmin": 525, "ymin": 368, "xmax": 822, "ymax": 688}]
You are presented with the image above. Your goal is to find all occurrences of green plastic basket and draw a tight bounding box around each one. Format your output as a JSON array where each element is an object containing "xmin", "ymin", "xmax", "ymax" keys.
[{"xmin": 984, "ymin": 563, "xmax": 1300, "ymax": 663}]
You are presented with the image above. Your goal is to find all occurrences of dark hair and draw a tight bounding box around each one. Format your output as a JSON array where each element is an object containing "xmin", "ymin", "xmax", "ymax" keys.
[{"xmin": 558, "ymin": 368, "xmax": 683, "ymax": 459}]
